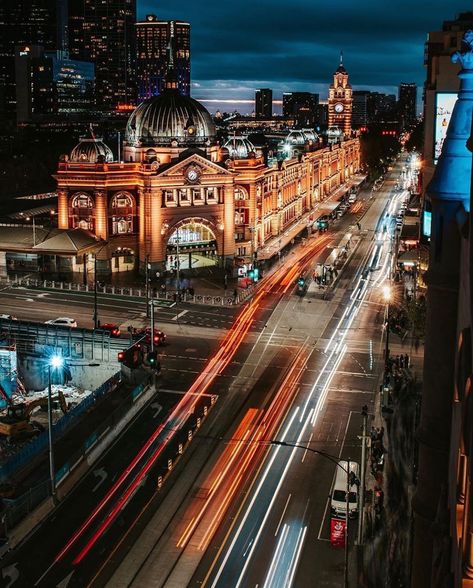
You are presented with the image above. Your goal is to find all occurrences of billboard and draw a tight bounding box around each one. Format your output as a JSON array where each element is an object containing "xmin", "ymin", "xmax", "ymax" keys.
[{"xmin": 434, "ymin": 93, "xmax": 457, "ymax": 162}]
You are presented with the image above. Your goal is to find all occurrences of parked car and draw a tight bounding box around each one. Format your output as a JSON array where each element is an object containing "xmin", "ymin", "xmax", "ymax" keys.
[
  {"xmin": 0, "ymin": 314, "xmax": 17, "ymax": 320},
  {"xmin": 99, "ymin": 323, "xmax": 121, "ymax": 337},
  {"xmin": 133, "ymin": 327, "xmax": 167, "ymax": 346},
  {"xmin": 45, "ymin": 317, "xmax": 77, "ymax": 328}
]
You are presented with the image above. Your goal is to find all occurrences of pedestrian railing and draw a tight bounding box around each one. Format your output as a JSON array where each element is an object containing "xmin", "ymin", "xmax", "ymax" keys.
[{"xmin": 5, "ymin": 276, "xmax": 248, "ymax": 307}]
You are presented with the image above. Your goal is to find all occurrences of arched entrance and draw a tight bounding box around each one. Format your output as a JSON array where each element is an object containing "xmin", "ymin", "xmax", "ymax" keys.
[{"xmin": 166, "ymin": 219, "xmax": 219, "ymax": 271}]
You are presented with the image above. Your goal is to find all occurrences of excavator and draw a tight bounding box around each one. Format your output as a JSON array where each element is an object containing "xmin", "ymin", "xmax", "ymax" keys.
[{"xmin": 0, "ymin": 383, "xmax": 68, "ymax": 439}]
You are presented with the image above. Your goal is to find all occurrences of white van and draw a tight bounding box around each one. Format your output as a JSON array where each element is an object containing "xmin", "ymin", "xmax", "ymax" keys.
[
  {"xmin": 330, "ymin": 460, "xmax": 360, "ymax": 519},
  {"xmin": 348, "ymin": 193, "xmax": 357, "ymax": 204}
]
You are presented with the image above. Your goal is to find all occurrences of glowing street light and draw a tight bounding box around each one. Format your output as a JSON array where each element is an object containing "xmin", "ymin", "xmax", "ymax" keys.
[
  {"xmin": 48, "ymin": 354, "xmax": 64, "ymax": 504},
  {"xmin": 382, "ymin": 284, "xmax": 392, "ymax": 302}
]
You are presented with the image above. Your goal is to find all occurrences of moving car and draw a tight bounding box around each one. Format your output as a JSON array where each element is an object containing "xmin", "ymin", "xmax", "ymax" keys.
[
  {"xmin": 99, "ymin": 323, "xmax": 121, "ymax": 337},
  {"xmin": 133, "ymin": 327, "xmax": 167, "ymax": 346},
  {"xmin": 0, "ymin": 314, "xmax": 17, "ymax": 320},
  {"xmin": 45, "ymin": 317, "xmax": 77, "ymax": 328}
]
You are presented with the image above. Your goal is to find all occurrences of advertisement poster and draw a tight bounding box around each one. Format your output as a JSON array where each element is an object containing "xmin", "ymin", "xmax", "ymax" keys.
[
  {"xmin": 330, "ymin": 517, "xmax": 346, "ymax": 548},
  {"xmin": 434, "ymin": 93, "xmax": 457, "ymax": 162},
  {"xmin": 0, "ymin": 346, "xmax": 17, "ymax": 407}
]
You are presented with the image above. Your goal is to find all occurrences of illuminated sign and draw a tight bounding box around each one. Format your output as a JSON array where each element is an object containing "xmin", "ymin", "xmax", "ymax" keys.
[
  {"xmin": 434, "ymin": 93, "xmax": 457, "ymax": 162},
  {"xmin": 423, "ymin": 210, "xmax": 432, "ymax": 239}
]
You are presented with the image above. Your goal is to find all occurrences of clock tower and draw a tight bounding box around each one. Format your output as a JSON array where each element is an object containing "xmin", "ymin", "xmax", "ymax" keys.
[{"xmin": 328, "ymin": 52, "xmax": 353, "ymax": 136}]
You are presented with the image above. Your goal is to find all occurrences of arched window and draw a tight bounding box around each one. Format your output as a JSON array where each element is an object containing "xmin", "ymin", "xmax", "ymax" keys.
[
  {"xmin": 234, "ymin": 186, "xmax": 248, "ymax": 201},
  {"xmin": 110, "ymin": 193, "xmax": 135, "ymax": 235},
  {"xmin": 70, "ymin": 193, "xmax": 93, "ymax": 230},
  {"xmin": 72, "ymin": 193, "xmax": 93, "ymax": 209}
]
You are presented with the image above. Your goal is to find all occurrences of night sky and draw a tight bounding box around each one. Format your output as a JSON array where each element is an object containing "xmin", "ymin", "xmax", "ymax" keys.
[{"xmin": 139, "ymin": 1, "xmax": 470, "ymax": 111}]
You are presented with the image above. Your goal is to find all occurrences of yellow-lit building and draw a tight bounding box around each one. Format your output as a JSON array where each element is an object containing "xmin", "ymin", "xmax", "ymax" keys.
[{"xmin": 56, "ymin": 78, "xmax": 360, "ymax": 275}]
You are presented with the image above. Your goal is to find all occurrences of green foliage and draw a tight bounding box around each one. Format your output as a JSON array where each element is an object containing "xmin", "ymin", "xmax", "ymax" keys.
[{"xmin": 405, "ymin": 296, "xmax": 426, "ymax": 339}]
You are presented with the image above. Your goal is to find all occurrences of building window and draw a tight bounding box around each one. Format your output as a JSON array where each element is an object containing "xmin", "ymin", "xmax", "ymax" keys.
[
  {"xmin": 234, "ymin": 186, "xmax": 247, "ymax": 201},
  {"xmin": 110, "ymin": 193, "xmax": 134, "ymax": 234},
  {"xmin": 164, "ymin": 190, "xmax": 176, "ymax": 205},
  {"xmin": 70, "ymin": 193, "xmax": 93, "ymax": 230},
  {"xmin": 206, "ymin": 187, "xmax": 218, "ymax": 202},
  {"xmin": 179, "ymin": 189, "xmax": 190, "ymax": 205},
  {"xmin": 192, "ymin": 188, "xmax": 203, "ymax": 203}
]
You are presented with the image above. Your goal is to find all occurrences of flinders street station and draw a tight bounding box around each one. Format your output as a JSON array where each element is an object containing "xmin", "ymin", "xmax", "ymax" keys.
[{"xmin": 52, "ymin": 62, "xmax": 361, "ymax": 277}]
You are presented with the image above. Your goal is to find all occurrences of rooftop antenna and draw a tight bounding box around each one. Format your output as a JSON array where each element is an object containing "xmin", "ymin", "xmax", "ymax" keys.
[{"xmin": 340, "ymin": 50, "xmax": 343, "ymax": 66}]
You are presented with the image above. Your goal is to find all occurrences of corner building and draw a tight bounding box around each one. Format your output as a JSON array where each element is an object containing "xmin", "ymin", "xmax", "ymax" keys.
[{"xmin": 56, "ymin": 81, "xmax": 360, "ymax": 275}]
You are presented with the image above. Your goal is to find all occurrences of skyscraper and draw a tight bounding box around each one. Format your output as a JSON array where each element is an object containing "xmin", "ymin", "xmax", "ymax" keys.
[
  {"xmin": 282, "ymin": 92, "xmax": 319, "ymax": 126},
  {"xmin": 135, "ymin": 15, "xmax": 190, "ymax": 101},
  {"xmin": 255, "ymin": 88, "xmax": 272, "ymax": 118},
  {"xmin": 398, "ymin": 82, "xmax": 417, "ymax": 128},
  {"xmin": 0, "ymin": 0, "xmax": 57, "ymax": 121},
  {"xmin": 68, "ymin": 0, "xmax": 136, "ymax": 109},
  {"xmin": 352, "ymin": 90, "xmax": 370, "ymax": 127}
]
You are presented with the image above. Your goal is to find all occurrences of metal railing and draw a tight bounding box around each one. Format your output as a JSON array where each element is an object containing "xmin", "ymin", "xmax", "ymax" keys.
[{"xmin": 5, "ymin": 276, "xmax": 249, "ymax": 307}]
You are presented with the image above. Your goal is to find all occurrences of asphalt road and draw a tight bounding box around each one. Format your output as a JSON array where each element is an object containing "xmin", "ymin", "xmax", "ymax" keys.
[
  {"xmin": 106, "ymin": 161, "xmax": 407, "ymax": 588},
  {"xmin": 0, "ymin": 166, "xmax": 400, "ymax": 588}
]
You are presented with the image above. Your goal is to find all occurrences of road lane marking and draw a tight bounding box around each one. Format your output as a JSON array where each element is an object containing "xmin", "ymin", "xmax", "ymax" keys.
[
  {"xmin": 301, "ymin": 433, "xmax": 313, "ymax": 463},
  {"xmin": 173, "ymin": 310, "xmax": 189, "ymax": 321},
  {"xmin": 275, "ymin": 494, "xmax": 291, "ymax": 537}
]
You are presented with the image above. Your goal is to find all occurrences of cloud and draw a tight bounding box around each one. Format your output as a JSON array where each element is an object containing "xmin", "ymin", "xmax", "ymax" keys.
[{"xmin": 139, "ymin": 0, "xmax": 471, "ymax": 98}]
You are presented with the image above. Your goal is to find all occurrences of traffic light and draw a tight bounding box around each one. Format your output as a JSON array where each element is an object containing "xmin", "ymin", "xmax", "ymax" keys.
[
  {"xmin": 117, "ymin": 346, "xmax": 142, "ymax": 369},
  {"xmin": 153, "ymin": 333, "xmax": 160, "ymax": 344},
  {"xmin": 147, "ymin": 350, "xmax": 158, "ymax": 366}
]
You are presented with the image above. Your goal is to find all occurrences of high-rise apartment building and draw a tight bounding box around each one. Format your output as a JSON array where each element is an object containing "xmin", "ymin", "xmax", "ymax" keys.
[
  {"xmin": 255, "ymin": 88, "xmax": 272, "ymax": 118},
  {"xmin": 352, "ymin": 90, "xmax": 370, "ymax": 127},
  {"xmin": 0, "ymin": 0, "xmax": 57, "ymax": 120},
  {"xmin": 135, "ymin": 15, "xmax": 190, "ymax": 101},
  {"xmin": 68, "ymin": 0, "xmax": 136, "ymax": 109},
  {"xmin": 15, "ymin": 45, "xmax": 95, "ymax": 123},
  {"xmin": 282, "ymin": 92, "xmax": 319, "ymax": 127},
  {"xmin": 398, "ymin": 82, "xmax": 417, "ymax": 128}
]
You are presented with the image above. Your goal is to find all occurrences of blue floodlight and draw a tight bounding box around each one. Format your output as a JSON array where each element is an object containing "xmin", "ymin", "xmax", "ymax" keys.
[{"xmin": 50, "ymin": 355, "xmax": 64, "ymax": 369}]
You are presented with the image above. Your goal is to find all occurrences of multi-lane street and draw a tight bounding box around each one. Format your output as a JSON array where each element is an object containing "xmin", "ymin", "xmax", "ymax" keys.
[
  {"xmin": 0, "ymin": 160, "xmax": 407, "ymax": 588},
  {"xmin": 107, "ymin": 171, "xmax": 407, "ymax": 588}
]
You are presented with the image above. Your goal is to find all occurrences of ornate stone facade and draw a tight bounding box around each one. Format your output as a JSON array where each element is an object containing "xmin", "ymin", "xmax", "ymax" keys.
[{"xmin": 56, "ymin": 137, "xmax": 360, "ymax": 275}]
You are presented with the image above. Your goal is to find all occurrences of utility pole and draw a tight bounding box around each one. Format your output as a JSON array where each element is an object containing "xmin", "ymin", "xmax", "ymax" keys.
[
  {"xmin": 150, "ymin": 299, "xmax": 155, "ymax": 353},
  {"xmin": 145, "ymin": 254, "xmax": 150, "ymax": 318},
  {"xmin": 93, "ymin": 254, "xmax": 98, "ymax": 329},
  {"xmin": 176, "ymin": 229, "xmax": 181, "ymax": 299},
  {"xmin": 357, "ymin": 406, "xmax": 369, "ymax": 544},
  {"xmin": 344, "ymin": 457, "xmax": 350, "ymax": 588}
]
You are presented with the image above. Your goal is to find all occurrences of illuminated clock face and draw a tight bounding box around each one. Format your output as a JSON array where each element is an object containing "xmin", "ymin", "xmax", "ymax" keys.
[
  {"xmin": 334, "ymin": 103, "xmax": 344, "ymax": 113},
  {"xmin": 186, "ymin": 167, "xmax": 200, "ymax": 183}
]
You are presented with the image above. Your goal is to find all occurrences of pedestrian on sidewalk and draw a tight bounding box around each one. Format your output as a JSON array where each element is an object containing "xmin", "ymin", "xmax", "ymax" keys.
[{"xmin": 404, "ymin": 353, "xmax": 410, "ymax": 368}]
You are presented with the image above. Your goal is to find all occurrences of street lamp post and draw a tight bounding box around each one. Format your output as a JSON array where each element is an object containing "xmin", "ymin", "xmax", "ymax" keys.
[
  {"xmin": 26, "ymin": 216, "xmax": 36, "ymax": 247},
  {"xmin": 93, "ymin": 254, "xmax": 99, "ymax": 329},
  {"xmin": 48, "ymin": 355, "xmax": 63, "ymax": 505},
  {"xmin": 145, "ymin": 254, "xmax": 150, "ymax": 318},
  {"xmin": 271, "ymin": 440, "xmax": 355, "ymax": 588}
]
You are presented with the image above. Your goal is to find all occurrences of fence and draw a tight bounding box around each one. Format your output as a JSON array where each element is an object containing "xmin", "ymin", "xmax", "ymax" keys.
[
  {"xmin": 2, "ymin": 375, "xmax": 143, "ymax": 531},
  {"xmin": 0, "ymin": 372, "xmax": 121, "ymax": 482},
  {"xmin": 5, "ymin": 276, "xmax": 250, "ymax": 307}
]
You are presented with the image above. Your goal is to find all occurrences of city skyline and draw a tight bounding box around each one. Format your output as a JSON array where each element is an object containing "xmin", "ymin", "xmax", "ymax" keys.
[{"xmin": 140, "ymin": 0, "xmax": 470, "ymax": 106}]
